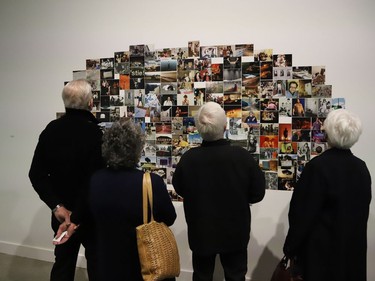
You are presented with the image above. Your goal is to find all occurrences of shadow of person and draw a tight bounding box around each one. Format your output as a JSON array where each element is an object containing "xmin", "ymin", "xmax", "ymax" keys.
[{"xmin": 250, "ymin": 206, "xmax": 289, "ymax": 281}]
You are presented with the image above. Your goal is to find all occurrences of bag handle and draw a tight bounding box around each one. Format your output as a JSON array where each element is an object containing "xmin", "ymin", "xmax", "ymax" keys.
[{"xmin": 142, "ymin": 172, "xmax": 154, "ymax": 224}]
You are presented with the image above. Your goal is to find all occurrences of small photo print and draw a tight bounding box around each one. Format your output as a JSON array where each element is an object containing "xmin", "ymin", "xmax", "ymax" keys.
[
  {"xmin": 278, "ymin": 98, "xmax": 292, "ymax": 117},
  {"xmin": 224, "ymin": 105, "xmax": 242, "ymax": 118},
  {"xmin": 272, "ymin": 54, "xmax": 292, "ymax": 67},
  {"xmin": 292, "ymin": 129, "xmax": 311, "ymax": 142},
  {"xmin": 260, "ymin": 135, "xmax": 278, "ymax": 148},
  {"xmin": 312, "ymin": 66, "xmax": 325, "ymax": 85},
  {"xmin": 312, "ymin": 85, "xmax": 332, "ymax": 98},
  {"xmin": 161, "ymin": 59, "xmax": 177, "ymax": 71},
  {"xmin": 265, "ymin": 171, "xmax": 278, "ymax": 190},
  {"xmin": 129, "ymin": 45, "xmax": 145, "ymax": 56},
  {"xmin": 297, "ymin": 142, "xmax": 311, "ymax": 161},
  {"xmin": 311, "ymin": 142, "xmax": 327, "ymax": 157},
  {"xmin": 100, "ymin": 58, "xmax": 114, "ymax": 69},
  {"xmin": 260, "ymin": 123, "xmax": 279, "ymax": 136},
  {"xmin": 331, "ymin": 98, "xmax": 345, "ymax": 109},
  {"xmin": 293, "ymin": 66, "xmax": 312, "ymax": 79},
  {"xmin": 254, "ymin": 49, "xmax": 273, "ymax": 62},
  {"xmin": 318, "ymin": 98, "xmax": 332, "ymax": 117},
  {"xmin": 260, "ymin": 110, "xmax": 279, "ymax": 123},
  {"xmin": 260, "ymin": 148, "xmax": 278, "ymax": 160},
  {"xmin": 145, "ymin": 60, "xmax": 160, "ymax": 72},
  {"xmin": 278, "ymin": 179, "xmax": 296, "ymax": 191},
  {"xmin": 86, "ymin": 59, "xmax": 100, "ymax": 70},
  {"xmin": 200, "ymin": 46, "xmax": 219, "ymax": 58},
  {"xmin": 224, "ymin": 57, "xmax": 241, "ymax": 69},
  {"xmin": 235, "ymin": 44, "xmax": 254, "ymax": 57},
  {"xmin": 188, "ymin": 41, "xmax": 200, "ymax": 58}
]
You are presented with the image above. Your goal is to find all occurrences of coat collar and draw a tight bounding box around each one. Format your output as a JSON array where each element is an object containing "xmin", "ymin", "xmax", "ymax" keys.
[
  {"xmin": 201, "ymin": 138, "xmax": 230, "ymax": 147},
  {"xmin": 65, "ymin": 108, "xmax": 99, "ymax": 124}
]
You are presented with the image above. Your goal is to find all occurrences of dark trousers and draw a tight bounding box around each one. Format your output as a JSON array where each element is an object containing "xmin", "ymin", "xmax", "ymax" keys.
[
  {"xmin": 51, "ymin": 217, "xmax": 97, "ymax": 281},
  {"xmin": 192, "ymin": 249, "xmax": 248, "ymax": 281}
]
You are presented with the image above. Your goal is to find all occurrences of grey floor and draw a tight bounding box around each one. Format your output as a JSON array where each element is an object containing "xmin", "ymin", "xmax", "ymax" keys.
[{"xmin": 0, "ymin": 253, "xmax": 88, "ymax": 281}]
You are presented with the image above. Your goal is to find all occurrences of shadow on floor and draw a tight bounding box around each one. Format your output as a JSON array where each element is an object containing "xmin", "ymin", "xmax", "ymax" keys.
[{"xmin": 0, "ymin": 252, "xmax": 88, "ymax": 281}]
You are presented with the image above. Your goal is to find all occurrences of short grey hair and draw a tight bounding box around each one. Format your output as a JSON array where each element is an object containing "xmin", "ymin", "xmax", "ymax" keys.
[
  {"xmin": 195, "ymin": 102, "xmax": 227, "ymax": 141},
  {"xmin": 324, "ymin": 109, "xmax": 362, "ymax": 149},
  {"xmin": 62, "ymin": 79, "xmax": 92, "ymax": 110},
  {"xmin": 102, "ymin": 118, "xmax": 145, "ymax": 169}
]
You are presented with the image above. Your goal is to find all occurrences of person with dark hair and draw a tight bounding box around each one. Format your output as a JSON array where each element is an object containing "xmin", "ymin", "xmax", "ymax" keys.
[
  {"xmin": 89, "ymin": 118, "xmax": 176, "ymax": 281},
  {"xmin": 245, "ymin": 111, "xmax": 257, "ymax": 123},
  {"xmin": 283, "ymin": 109, "xmax": 372, "ymax": 281},
  {"xmin": 182, "ymin": 94, "xmax": 190, "ymax": 105},
  {"xmin": 29, "ymin": 79, "xmax": 104, "ymax": 281},
  {"xmin": 286, "ymin": 81, "xmax": 299, "ymax": 98},
  {"xmin": 293, "ymin": 98, "xmax": 305, "ymax": 116},
  {"xmin": 173, "ymin": 102, "xmax": 265, "ymax": 281}
]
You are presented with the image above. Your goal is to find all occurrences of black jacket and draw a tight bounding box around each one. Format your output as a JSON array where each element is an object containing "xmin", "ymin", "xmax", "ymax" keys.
[
  {"xmin": 29, "ymin": 108, "xmax": 104, "ymax": 225},
  {"xmin": 89, "ymin": 168, "xmax": 177, "ymax": 280},
  {"xmin": 283, "ymin": 148, "xmax": 372, "ymax": 281},
  {"xmin": 172, "ymin": 139, "xmax": 265, "ymax": 255}
]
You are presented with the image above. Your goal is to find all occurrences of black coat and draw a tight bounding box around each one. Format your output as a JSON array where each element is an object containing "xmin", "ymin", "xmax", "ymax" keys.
[
  {"xmin": 283, "ymin": 148, "xmax": 372, "ymax": 281},
  {"xmin": 172, "ymin": 139, "xmax": 265, "ymax": 255},
  {"xmin": 89, "ymin": 168, "xmax": 177, "ymax": 281},
  {"xmin": 29, "ymin": 108, "xmax": 104, "ymax": 225}
]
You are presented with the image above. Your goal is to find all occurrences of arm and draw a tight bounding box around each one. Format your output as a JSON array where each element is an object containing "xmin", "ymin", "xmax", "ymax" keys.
[
  {"xmin": 171, "ymin": 159, "xmax": 184, "ymax": 198},
  {"xmin": 29, "ymin": 133, "xmax": 62, "ymax": 211},
  {"xmin": 29, "ymin": 132, "xmax": 74, "ymax": 243},
  {"xmin": 283, "ymin": 162, "xmax": 326, "ymax": 258},
  {"xmin": 29, "ymin": 132, "xmax": 73, "ymax": 225},
  {"xmin": 248, "ymin": 157, "xmax": 266, "ymax": 204},
  {"xmin": 151, "ymin": 173, "xmax": 177, "ymax": 226}
]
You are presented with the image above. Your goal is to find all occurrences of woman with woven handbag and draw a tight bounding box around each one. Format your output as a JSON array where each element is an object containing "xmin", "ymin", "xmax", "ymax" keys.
[{"xmin": 89, "ymin": 118, "xmax": 177, "ymax": 281}]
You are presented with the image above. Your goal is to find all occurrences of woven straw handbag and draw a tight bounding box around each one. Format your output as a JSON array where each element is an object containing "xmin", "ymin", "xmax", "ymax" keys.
[{"xmin": 136, "ymin": 172, "xmax": 180, "ymax": 281}]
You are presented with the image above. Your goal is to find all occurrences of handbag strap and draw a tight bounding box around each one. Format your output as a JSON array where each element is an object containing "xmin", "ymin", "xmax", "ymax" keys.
[{"xmin": 142, "ymin": 172, "xmax": 154, "ymax": 224}]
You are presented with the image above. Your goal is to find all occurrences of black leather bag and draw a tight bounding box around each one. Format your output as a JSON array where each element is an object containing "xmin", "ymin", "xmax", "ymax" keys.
[{"xmin": 270, "ymin": 256, "xmax": 303, "ymax": 281}]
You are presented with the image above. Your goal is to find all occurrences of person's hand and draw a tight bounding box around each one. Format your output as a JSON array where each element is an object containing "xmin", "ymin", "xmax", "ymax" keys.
[
  {"xmin": 53, "ymin": 222, "xmax": 79, "ymax": 245},
  {"xmin": 53, "ymin": 206, "xmax": 72, "ymax": 224}
]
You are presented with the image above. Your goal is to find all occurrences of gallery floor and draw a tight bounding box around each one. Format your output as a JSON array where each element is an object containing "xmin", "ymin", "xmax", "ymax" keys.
[{"xmin": 0, "ymin": 252, "xmax": 88, "ymax": 281}]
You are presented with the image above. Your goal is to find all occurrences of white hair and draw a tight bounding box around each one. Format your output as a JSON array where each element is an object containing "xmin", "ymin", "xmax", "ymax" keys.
[
  {"xmin": 62, "ymin": 79, "xmax": 92, "ymax": 110},
  {"xmin": 324, "ymin": 109, "xmax": 362, "ymax": 149},
  {"xmin": 195, "ymin": 102, "xmax": 227, "ymax": 141}
]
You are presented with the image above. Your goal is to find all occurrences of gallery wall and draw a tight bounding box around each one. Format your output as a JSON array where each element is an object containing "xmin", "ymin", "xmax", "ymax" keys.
[{"xmin": 0, "ymin": 0, "xmax": 374, "ymax": 280}]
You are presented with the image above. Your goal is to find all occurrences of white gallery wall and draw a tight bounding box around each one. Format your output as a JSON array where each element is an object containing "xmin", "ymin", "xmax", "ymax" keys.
[{"xmin": 0, "ymin": 0, "xmax": 374, "ymax": 280}]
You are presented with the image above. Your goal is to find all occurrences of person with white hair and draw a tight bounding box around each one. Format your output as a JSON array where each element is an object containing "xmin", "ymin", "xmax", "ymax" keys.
[
  {"xmin": 29, "ymin": 79, "xmax": 104, "ymax": 281},
  {"xmin": 172, "ymin": 101, "xmax": 265, "ymax": 281},
  {"xmin": 283, "ymin": 109, "xmax": 372, "ymax": 281}
]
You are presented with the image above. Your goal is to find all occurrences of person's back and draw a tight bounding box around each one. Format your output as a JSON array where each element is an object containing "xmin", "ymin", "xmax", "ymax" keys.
[
  {"xmin": 172, "ymin": 102, "xmax": 265, "ymax": 281},
  {"xmin": 29, "ymin": 79, "xmax": 103, "ymax": 281},
  {"xmin": 32, "ymin": 110, "xmax": 102, "ymax": 209},
  {"xmin": 283, "ymin": 109, "xmax": 371, "ymax": 281},
  {"xmin": 173, "ymin": 140, "xmax": 265, "ymax": 253},
  {"xmin": 288, "ymin": 148, "xmax": 371, "ymax": 280},
  {"xmin": 89, "ymin": 119, "xmax": 176, "ymax": 281}
]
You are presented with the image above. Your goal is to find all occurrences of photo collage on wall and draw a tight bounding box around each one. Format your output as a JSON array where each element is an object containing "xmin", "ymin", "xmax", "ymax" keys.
[{"xmin": 63, "ymin": 41, "xmax": 346, "ymax": 198}]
